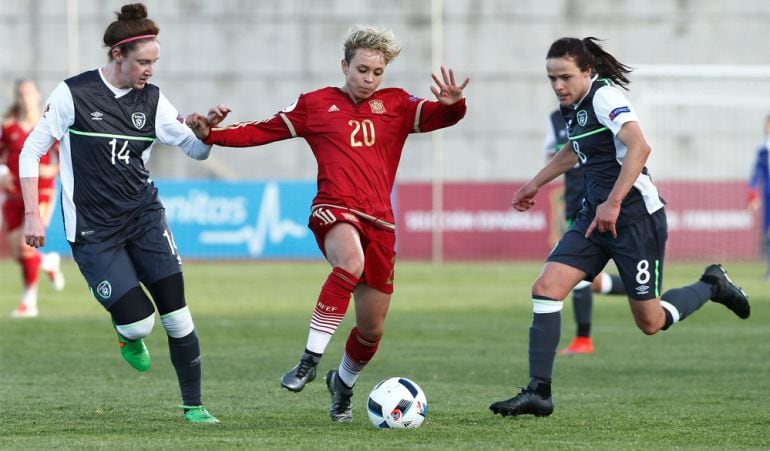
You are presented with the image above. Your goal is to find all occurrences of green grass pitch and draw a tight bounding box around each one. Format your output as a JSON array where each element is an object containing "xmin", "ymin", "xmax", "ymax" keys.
[{"xmin": 1, "ymin": 259, "xmax": 768, "ymax": 449}]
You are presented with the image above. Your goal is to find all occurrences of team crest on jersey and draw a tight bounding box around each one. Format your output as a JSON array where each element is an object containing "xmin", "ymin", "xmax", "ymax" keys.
[
  {"xmin": 131, "ymin": 112, "xmax": 147, "ymax": 129},
  {"xmin": 96, "ymin": 280, "xmax": 112, "ymax": 299},
  {"xmin": 369, "ymin": 99, "xmax": 386, "ymax": 114},
  {"xmin": 577, "ymin": 110, "xmax": 588, "ymax": 126}
]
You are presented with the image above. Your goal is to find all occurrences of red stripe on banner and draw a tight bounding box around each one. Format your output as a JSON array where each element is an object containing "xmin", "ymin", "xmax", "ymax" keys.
[{"xmin": 395, "ymin": 181, "xmax": 760, "ymax": 261}]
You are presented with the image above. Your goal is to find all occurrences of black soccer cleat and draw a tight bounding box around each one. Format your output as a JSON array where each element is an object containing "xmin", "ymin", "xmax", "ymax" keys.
[
  {"xmin": 325, "ymin": 370, "xmax": 353, "ymax": 422},
  {"xmin": 700, "ymin": 264, "xmax": 750, "ymax": 319},
  {"xmin": 489, "ymin": 388, "xmax": 554, "ymax": 417},
  {"xmin": 281, "ymin": 354, "xmax": 318, "ymax": 392}
]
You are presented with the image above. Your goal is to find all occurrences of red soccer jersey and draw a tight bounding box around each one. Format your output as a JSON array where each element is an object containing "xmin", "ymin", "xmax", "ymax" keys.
[
  {"xmin": 0, "ymin": 119, "xmax": 57, "ymax": 196},
  {"xmin": 206, "ymin": 87, "xmax": 466, "ymax": 224}
]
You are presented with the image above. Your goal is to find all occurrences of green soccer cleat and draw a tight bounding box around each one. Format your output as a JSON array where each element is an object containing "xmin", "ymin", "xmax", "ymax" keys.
[
  {"xmin": 180, "ymin": 405, "xmax": 220, "ymax": 423},
  {"xmin": 117, "ymin": 333, "xmax": 151, "ymax": 372}
]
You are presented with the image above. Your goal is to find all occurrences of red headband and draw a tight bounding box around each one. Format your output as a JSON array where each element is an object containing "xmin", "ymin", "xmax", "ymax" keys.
[{"xmin": 111, "ymin": 34, "xmax": 157, "ymax": 48}]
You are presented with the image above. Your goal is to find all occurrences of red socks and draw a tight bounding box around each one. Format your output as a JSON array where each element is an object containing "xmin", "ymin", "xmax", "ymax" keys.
[
  {"xmin": 20, "ymin": 252, "xmax": 42, "ymax": 287},
  {"xmin": 309, "ymin": 267, "xmax": 358, "ymax": 334}
]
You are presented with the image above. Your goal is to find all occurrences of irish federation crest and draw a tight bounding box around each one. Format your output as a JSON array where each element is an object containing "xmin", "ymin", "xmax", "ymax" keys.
[
  {"xmin": 96, "ymin": 280, "xmax": 112, "ymax": 300},
  {"xmin": 576, "ymin": 110, "xmax": 588, "ymax": 126},
  {"xmin": 369, "ymin": 99, "xmax": 386, "ymax": 114},
  {"xmin": 131, "ymin": 112, "xmax": 147, "ymax": 129}
]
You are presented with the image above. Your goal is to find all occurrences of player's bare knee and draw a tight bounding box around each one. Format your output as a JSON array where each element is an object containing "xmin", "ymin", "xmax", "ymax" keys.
[
  {"xmin": 635, "ymin": 318, "xmax": 661, "ymax": 336},
  {"xmin": 531, "ymin": 280, "xmax": 568, "ymax": 301},
  {"xmin": 356, "ymin": 324, "xmax": 383, "ymax": 341},
  {"xmin": 337, "ymin": 258, "xmax": 364, "ymax": 279},
  {"xmin": 115, "ymin": 314, "xmax": 155, "ymax": 340},
  {"xmin": 160, "ymin": 306, "xmax": 195, "ymax": 338}
]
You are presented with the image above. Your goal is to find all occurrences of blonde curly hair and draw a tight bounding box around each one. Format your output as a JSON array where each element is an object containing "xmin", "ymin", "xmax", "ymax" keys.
[{"xmin": 343, "ymin": 26, "xmax": 402, "ymax": 65}]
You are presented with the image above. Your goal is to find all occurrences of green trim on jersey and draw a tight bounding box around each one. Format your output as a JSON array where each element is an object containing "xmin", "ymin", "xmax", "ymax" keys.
[
  {"xmin": 569, "ymin": 126, "xmax": 609, "ymax": 140},
  {"xmin": 69, "ymin": 128, "xmax": 156, "ymax": 142}
]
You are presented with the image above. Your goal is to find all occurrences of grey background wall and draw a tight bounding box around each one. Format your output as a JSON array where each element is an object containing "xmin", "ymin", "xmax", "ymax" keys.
[{"xmin": 2, "ymin": 0, "xmax": 769, "ymax": 182}]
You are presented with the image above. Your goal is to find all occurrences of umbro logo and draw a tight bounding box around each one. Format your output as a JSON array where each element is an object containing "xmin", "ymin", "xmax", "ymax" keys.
[
  {"xmin": 90, "ymin": 111, "xmax": 104, "ymax": 121},
  {"xmin": 327, "ymin": 105, "xmax": 340, "ymax": 112}
]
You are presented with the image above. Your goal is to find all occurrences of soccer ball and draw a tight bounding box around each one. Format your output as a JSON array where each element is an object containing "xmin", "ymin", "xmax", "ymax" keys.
[{"xmin": 367, "ymin": 377, "xmax": 427, "ymax": 429}]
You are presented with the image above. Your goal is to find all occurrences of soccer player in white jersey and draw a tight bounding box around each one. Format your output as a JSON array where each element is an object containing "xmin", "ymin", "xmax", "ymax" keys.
[
  {"xmin": 490, "ymin": 37, "xmax": 750, "ymax": 417},
  {"xmin": 19, "ymin": 3, "xmax": 219, "ymax": 423}
]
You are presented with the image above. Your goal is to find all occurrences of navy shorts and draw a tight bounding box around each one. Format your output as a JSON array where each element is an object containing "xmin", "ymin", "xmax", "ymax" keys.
[
  {"xmin": 70, "ymin": 208, "xmax": 182, "ymax": 309},
  {"xmin": 548, "ymin": 208, "xmax": 668, "ymax": 300}
]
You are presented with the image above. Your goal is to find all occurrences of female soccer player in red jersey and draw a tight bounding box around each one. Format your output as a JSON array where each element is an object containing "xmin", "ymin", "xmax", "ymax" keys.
[
  {"xmin": 187, "ymin": 25, "xmax": 469, "ymax": 423},
  {"xmin": 1, "ymin": 79, "xmax": 65, "ymax": 318}
]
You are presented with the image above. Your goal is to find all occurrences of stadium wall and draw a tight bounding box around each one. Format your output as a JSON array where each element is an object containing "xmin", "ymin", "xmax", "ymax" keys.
[
  {"xmin": 1, "ymin": 0, "xmax": 770, "ymax": 182},
  {"xmin": 1, "ymin": 1, "xmax": 768, "ymax": 261}
]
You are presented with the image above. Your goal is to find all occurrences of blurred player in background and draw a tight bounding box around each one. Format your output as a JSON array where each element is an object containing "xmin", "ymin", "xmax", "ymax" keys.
[
  {"xmin": 748, "ymin": 114, "xmax": 770, "ymax": 280},
  {"xmin": 490, "ymin": 37, "xmax": 750, "ymax": 418},
  {"xmin": 19, "ymin": 3, "xmax": 218, "ymax": 423},
  {"xmin": 187, "ymin": 26, "xmax": 469, "ymax": 423},
  {"xmin": 1, "ymin": 78, "xmax": 65, "ymax": 318},
  {"xmin": 543, "ymin": 108, "xmax": 626, "ymax": 355}
]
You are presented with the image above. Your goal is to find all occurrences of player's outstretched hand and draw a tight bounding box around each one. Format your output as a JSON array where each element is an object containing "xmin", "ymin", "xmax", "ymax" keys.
[
  {"xmin": 207, "ymin": 104, "xmax": 231, "ymax": 126},
  {"xmin": 186, "ymin": 112, "xmax": 212, "ymax": 140},
  {"xmin": 431, "ymin": 66, "xmax": 469, "ymax": 106}
]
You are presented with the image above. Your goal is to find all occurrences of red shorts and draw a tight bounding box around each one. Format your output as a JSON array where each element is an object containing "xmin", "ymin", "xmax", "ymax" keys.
[
  {"xmin": 309, "ymin": 205, "xmax": 396, "ymax": 294},
  {"xmin": 1, "ymin": 194, "xmax": 53, "ymax": 231}
]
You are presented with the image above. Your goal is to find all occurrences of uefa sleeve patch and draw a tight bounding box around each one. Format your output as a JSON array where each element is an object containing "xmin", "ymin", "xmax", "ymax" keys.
[{"xmin": 609, "ymin": 106, "xmax": 631, "ymax": 121}]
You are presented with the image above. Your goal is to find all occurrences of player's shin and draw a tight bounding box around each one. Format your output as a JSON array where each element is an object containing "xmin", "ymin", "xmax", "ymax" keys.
[
  {"xmin": 529, "ymin": 296, "xmax": 563, "ymax": 396},
  {"xmin": 659, "ymin": 282, "xmax": 711, "ymax": 330},
  {"xmin": 338, "ymin": 327, "xmax": 380, "ymax": 388},
  {"xmin": 306, "ymin": 267, "xmax": 359, "ymax": 354},
  {"xmin": 162, "ymin": 306, "xmax": 202, "ymax": 406}
]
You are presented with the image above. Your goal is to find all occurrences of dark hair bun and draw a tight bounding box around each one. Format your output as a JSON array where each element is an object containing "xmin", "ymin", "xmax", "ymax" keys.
[{"xmin": 117, "ymin": 3, "xmax": 148, "ymax": 21}]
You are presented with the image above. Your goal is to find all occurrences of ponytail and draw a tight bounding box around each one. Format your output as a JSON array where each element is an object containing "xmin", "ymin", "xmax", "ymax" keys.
[
  {"xmin": 581, "ymin": 37, "xmax": 632, "ymax": 90},
  {"xmin": 546, "ymin": 36, "xmax": 633, "ymax": 90}
]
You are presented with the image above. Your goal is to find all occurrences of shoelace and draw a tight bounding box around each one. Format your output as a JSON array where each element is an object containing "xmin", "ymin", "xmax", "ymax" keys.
[{"xmin": 296, "ymin": 357, "xmax": 315, "ymax": 378}]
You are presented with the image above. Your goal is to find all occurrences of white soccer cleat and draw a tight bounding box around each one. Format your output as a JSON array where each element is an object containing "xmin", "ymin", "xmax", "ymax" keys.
[
  {"xmin": 11, "ymin": 304, "xmax": 39, "ymax": 318},
  {"xmin": 41, "ymin": 252, "xmax": 65, "ymax": 291}
]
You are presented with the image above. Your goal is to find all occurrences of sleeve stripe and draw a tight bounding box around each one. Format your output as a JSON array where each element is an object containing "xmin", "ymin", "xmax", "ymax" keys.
[
  {"xmin": 413, "ymin": 99, "xmax": 426, "ymax": 133},
  {"xmin": 279, "ymin": 113, "xmax": 297, "ymax": 138}
]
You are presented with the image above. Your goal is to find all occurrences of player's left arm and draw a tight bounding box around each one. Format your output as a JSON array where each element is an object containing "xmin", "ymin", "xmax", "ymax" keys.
[
  {"xmin": 155, "ymin": 92, "xmax": 212, "ymax": 160},
  {"xmin": 413, "ymin": 66, "xmax": 469, "ymax": 133},
  {"xmin": 38, "ymin": 142, "xmax": 60, "ymax": 180},
  {"xmin": 586, "ymin": 87, "xmax": 650, "ymax": 238}
]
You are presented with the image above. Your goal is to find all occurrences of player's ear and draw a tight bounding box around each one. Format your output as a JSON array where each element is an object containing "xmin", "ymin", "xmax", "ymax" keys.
[
  {"xmin": 111, "ymin": 47, "xmax": 123, "ymax": 63},
  {"xmin": 341, "ymin": 58, "xmax": 348, "ymax": 75}
]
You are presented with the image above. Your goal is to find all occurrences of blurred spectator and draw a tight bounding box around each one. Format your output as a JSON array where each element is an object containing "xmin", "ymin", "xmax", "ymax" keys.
[
  {"xmin": 748, "ymin": 114, "xmax": 770, "ymax": 280},
  {"xmin": 1, "ymin": 78, "xmax": 64, "ymax": 318}
]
